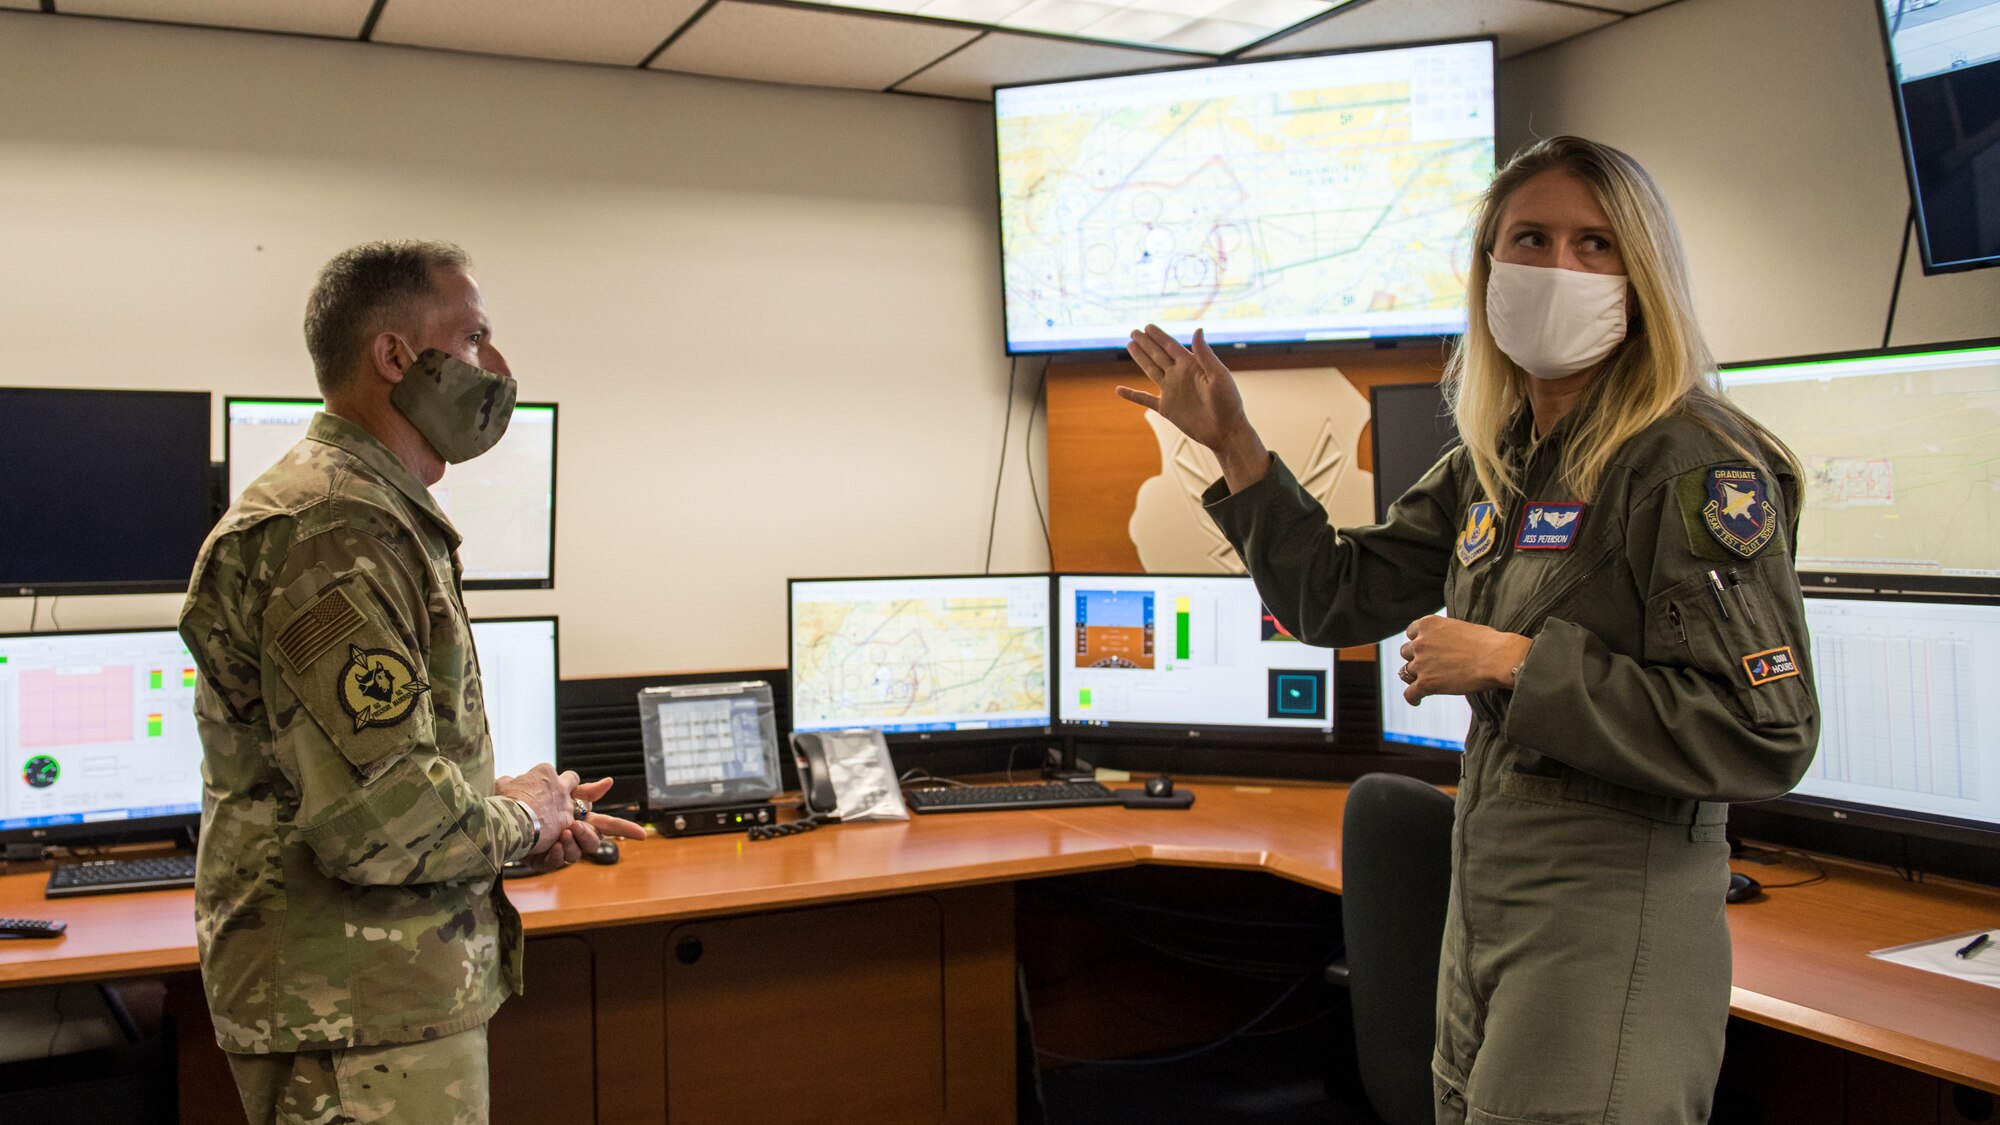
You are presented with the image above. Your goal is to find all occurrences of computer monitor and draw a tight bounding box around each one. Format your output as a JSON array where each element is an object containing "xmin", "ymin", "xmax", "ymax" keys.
[
  {"xmin": 1718, "ymin": 339, "xmax": 2000, "ymax": 595},
  {"xmin": 0, "ymin": 628, "xmax": 204, "ymax": 845},
  {"xmin": 994, "ymin": 38, "xmax": 1496, "ymax": 353},
  {"xmin": 1055, "ymin": 574, "xmax": 1336, "ymax": 743},
  {"xmin": 1376, "ymin": 636, "xmax": 1474, "ymax": 752},
  {"xmin": 0, "ymin": 388, "xmax": 214, "ymax": 597},
  {"xmin": 1874, "ymin": 0, "xmax": 2000, "ymax": 273},
  {"xmin": 225, "ymin": 398, "xmax": 558, "ymax": 589},
  {"xmin": 1370, "ymin": 381, "xmax": 1460, "ymax": 523},
  {"xmin": 469, "ymin": 616, "xmax": 560, "ymax": 783},
  {"xmin": 788, "ymin": 574, "xmax": 1054, "ymax": 741},
  {"xmin": 1776, "ymin": 592, "xmax": 2000, "ymax": 843}
]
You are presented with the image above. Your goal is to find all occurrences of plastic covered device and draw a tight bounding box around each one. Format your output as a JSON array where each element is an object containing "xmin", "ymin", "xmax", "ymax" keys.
[{"xmin": 637, "ymin": 681, "xmax": 783, "ymax": 811}]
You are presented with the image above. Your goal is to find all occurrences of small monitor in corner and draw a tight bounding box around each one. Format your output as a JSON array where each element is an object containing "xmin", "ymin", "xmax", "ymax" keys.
[
  {"xmin": 469, "ymin": 616, "xmax": 560, "ymax": 782},
  {"xmin": 0, "ymin": 388, "xmax": 214, "ymax": 597},
  {"xmin": 1055, "ymin": 574, "xmax": 1335, "ymax": 743},
  {"xmin": 0, "ymin": 628, "xmax": 205, "ymax": 846},
  {"xmin": 1377, "ymin": 636, "xmax": 1473, "ymax": 752},
  {"xmin": 788, "ymin": 574, "xmax": 1054, "ymax": 741},
  {"xmin": 1775, "ymin": 592, "xmax": 2000, "ymax": 843},
  {"xmin": 225, "ymin": 398, "xmax": 558, "ymax": 589}
]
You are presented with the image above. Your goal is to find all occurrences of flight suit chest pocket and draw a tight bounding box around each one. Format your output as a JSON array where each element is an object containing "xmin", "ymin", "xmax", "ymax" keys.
[{"xmin": 1647, "ymin": 557, "xmax": 1810, "ymax": 728}]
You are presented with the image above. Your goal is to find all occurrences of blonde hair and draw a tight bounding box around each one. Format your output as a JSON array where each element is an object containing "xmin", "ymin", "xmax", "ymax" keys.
[{"xmin": 1443, "ymin": 136, "xmax": 1798, "ymax": 507}]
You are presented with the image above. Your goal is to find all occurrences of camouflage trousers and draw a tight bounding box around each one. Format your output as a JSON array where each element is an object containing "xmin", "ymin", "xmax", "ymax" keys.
[{"xmin": 225, "ymin": 1025, "xmax": 488, "ymax": 1125}]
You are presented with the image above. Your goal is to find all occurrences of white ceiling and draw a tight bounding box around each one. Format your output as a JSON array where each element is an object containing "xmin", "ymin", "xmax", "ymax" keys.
[{"xmin": 24, "ymin": 0, "xmax": 1684, "ymax": 99}]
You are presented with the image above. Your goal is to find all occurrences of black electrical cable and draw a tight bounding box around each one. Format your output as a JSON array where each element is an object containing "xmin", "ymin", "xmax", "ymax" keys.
[
  {"xmin": 983, "ymin": 357, "xmax": 1021, "ymax": 574},
  {"xmin": 1024, "ymin": 360, "xmax": 1052, "ymax": 561},
  {"xmin": 1034, "ymin": 971, "xmax": 1316, "ymax": 1067},
  {"xmin": 1883, "ymin": 206, "xmax": 1914, "ymax": 350}
]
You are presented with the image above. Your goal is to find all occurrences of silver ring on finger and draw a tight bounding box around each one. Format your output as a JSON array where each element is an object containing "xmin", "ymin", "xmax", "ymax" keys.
[
  {"xmin": 571, "ymin": 797, "xmax": 590, "ymax": 821},
  {"xmin": 1398, "ymin": 663, "xmax": 1417, "ymax": 684}
]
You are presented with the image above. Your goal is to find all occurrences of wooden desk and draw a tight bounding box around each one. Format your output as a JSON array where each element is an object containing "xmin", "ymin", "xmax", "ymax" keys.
[{"xmin": 2, "ymin": 780, "xmax": 1996, "ymax": 1118}]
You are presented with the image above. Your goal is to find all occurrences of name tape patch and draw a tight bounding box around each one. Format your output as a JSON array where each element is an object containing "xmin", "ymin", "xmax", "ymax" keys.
[
  {"xmin": 1742, "ymin": 646, "xmax": 1801, "ymax": 688},
  {"xmin": 1516, "ymin": 502, "xmax": 1584, "ymax": 550}
]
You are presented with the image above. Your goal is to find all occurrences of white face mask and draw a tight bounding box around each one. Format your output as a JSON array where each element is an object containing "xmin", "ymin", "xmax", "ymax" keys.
[{"xmin": 1484, "ymin": 256, "xmax": 1630, "ymax": 381}]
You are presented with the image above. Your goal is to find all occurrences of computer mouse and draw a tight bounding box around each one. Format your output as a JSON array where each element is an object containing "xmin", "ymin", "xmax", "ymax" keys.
[
  {"xmin": 1726, "ymin": 872, "xmax": 1760, "ymax": 903},
  {"xmin": 1144, "ymin": 775, "xmax": 1175, "ymax": 799},
  {"xmin": 585, "ymin": 838, "xmax": 620, "ymax": 866}
]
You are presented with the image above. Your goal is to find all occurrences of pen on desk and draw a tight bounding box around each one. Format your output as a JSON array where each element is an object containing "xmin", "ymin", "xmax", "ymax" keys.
[
  {"xmin": 1725, "ymin": 568, "xmax": 1757, "ymax": 626},
  {"xmin": 1705, "ymin": 570, "xmax": 1732, "ymax": 621},
  {"xmin": 1955, "ymin": 933, "xmax": 1990, "ymax": 959}
]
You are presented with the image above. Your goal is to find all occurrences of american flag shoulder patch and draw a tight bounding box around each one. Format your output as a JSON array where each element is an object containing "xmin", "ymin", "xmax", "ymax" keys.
[{"xmin": 274, "ymin": 586, "xmax": 367, "ymax": 672}]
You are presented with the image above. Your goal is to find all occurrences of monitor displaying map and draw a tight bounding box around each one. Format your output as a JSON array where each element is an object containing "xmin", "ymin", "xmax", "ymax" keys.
[
  {"xmin": 993, "ymin": 39, "xmax": 1496, "ymax": 353},
  {"xmin": 226, "ymin": 398, "xmax": 557, "ymax": 589},
  {"xmin": 788, "ymin": 575, "xmax": 1053, "ymax": 739},
  {"xmin": 1719, "ymin": 341, "xmax": 2000, "ymax": 589}
]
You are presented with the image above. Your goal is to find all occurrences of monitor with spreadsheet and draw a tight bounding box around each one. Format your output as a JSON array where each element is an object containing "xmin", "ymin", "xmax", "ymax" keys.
[
  {"xmin": 0, "ymin": 629, "xmax": 204, "ymax": 844},
  {"xmin": 788, "ymin": 574, "xmax": 1054, "ymax": 742},
  {"xmin": 1777, "ymin": 593, "xmax": 2000, "ymax": 840},
  {"xmin": 1718, "ymin": 339, "xmax": 2000, "ymax": 595},
  {"xmin": 470, "ymin": 617, "xmax": 560, "ymax": 782},
  {"xmin": 1056, "ymin": 574, "xmax": 1336, "ymax": 742},
  {"xmin": 225, "ymin": 398, "xmax": 558, "ymax": 589},
  {"xmin": 1377, "ymin": 636, "xmax": 1474, "ymax": 752},
  {"xmin": 0, "ymin": 388, "xmax": 215, "ymax": 597}
]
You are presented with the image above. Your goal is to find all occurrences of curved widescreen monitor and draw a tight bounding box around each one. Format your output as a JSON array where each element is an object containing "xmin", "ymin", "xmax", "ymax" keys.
[
  {"xmin": 0, "ymin": 628, "xmax": 204, "ymax": 845},
  {"xmin": 1875, "ymin": 0, "xmax": 2000, "ymax": 273},
  {"xmin": 1055, "ymin": 573, "xmax": 1336, "ymax": 743},
  {"xmin": 788, "ymin": 574, "xmax": 1053, "ymax": 742},
  {"xmin": 225, "ymin": 397, "xmax": 557, "ymax": 589},
  {"xmin": 995, "ymin": 38, "xmax": 1496, "ymax": 354},
  {"xmin": 0, "ymin": 388, "xmax": 214, "ymax": 597},
  {"xmin": 1771, "ymin": 592, "xmax": 2000, "ymax": 844},
  {"xmin": 1719, "ymin": 340, "xmax": 2000, "ymax": 595}
]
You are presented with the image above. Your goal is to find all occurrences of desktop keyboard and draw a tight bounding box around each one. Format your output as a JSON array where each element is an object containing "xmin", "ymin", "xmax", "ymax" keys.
[
  {"xmin": 904, "ymin": 780, "xmax": 1119, "ymax": 814},
  {"xmin": 46, "ymin": 854, "xmax": 198, "ymax": 898}
]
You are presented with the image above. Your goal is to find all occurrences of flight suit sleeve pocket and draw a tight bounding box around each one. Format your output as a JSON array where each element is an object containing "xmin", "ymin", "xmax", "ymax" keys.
[
  {"xmin": 1645, "ymin": 558, "xmax": 1810, "ymax": 729},
  {"xmin": 271, "ymin": 576, "xmax": 435, "ymax": 781}
]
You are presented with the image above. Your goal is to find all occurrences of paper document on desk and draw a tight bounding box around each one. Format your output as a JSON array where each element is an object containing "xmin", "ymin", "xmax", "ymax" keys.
[{"xmin": 1869, "ymin": 929, "xmax": 2000, "ymax": 990}]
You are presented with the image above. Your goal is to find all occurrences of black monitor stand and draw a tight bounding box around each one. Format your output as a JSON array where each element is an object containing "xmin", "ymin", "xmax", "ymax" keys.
[{"xmin": 1040, "ymin": 736, "xmax": 1095, "ymax": 783}]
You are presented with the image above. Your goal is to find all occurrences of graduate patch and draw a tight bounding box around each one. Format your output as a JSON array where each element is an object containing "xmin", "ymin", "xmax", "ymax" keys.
[
  {"xmin": 1516, "ymin": 502, "xmax": 1583, "ymax": 550},
  {"xmin": 1456, "ymin": 502, "xmax": 1498, "ymax": 567},
  {"xmin": 336, "ymin": 645, "xmax": 430, "ymax": 733},
  {"xmin": 1701, "ymin": 467, "xmax": 1776, "ymax": 559},
  {"xmin": 1742, "ymin": 646, "xmax": 1801, "ymax": 688}
]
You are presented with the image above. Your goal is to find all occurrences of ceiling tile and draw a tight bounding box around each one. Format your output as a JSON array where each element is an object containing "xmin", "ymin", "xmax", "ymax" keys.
[
  {"xmin": 57, "ymin": 0, "xmax": 375, "ymax": 37},
  {"xmin": 653, "ymin": 2, "xmax": 981, "ymax": 91},
  {"xmin": 894, "ymin": 30, "xmax": 1193, "ymax": 99},
  {"xmin": 1243, "ymin": 0, "xmax": 1616, "ymax": 60},
  {"xmin": 1002, "ymin": 0, "xmax": 1121, "ymax": 34},
  {"xmin": 1574, "ymin": 0, "xmax": 1671, "ymax": 12},
  {"xmin": 371, "ymin": 0, "xmax": 706, "ymax": 66}
]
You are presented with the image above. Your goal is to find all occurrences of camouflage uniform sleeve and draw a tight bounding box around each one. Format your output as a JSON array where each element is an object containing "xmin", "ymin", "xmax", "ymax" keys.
[
  {"xmin": 1504, "ymin": 460, "xmax": 1820, "ymax": 803},
  {"xmin": 1202, "ymin": 452, "xmax": 1458, "ymax": 648},
  {"xmin": 263, "ymin": 526, "xmax": 537, "ymax": 884}
]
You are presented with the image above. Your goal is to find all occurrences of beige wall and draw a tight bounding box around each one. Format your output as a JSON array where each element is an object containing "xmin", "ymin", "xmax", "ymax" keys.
[
  {"xmin": 1499, "ymin": 0, "xmax": 1999, "ymax": 364},
  {"xmin": 0, "ymin": 13, "xmax": 1047, "ymax": 676}
]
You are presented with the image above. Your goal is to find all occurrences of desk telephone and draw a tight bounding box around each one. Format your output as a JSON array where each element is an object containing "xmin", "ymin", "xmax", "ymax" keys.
[{"xmin": 750, "ymin": 730, "xmax": 909, "ymax": 840}]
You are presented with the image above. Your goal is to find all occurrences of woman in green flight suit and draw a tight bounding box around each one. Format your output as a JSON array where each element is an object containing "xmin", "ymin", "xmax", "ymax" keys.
[{"xmin": 1119, "ymin": 136, "xmax": 1820, "ymax": 1125}]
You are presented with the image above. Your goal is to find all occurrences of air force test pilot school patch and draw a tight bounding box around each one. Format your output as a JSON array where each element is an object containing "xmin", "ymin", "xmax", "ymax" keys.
[
  {"xmin": 1743, "ymin": 646, "xmax": 1801, "ymax": 688},
  {"xmin": 1701, "ymin": 467, "xmax": 1776, "ymax": 559},
  {"xmin": 1456, "ymin": 502, "xmax": 1498, "ymax": 567},
  {"xmin": 1516, "ymin": 502, "xmax": 1583, "ymax": 550}
]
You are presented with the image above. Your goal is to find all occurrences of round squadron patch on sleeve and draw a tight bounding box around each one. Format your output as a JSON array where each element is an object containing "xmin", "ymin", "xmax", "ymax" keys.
[{"xmin": 336, "ymin": 645, "xmax": 430, "ymax": 733}]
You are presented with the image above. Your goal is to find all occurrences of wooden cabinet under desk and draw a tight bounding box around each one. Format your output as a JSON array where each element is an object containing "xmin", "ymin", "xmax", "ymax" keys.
[{"xmin": 5, "ymin": 780, "xmax": 1998, "ymax": 1123}]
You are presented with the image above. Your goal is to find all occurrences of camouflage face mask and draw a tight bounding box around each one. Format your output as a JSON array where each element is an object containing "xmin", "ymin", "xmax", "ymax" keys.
[{"xmin": 390, "ymin": 348, "xmax": 517, "ymax": 464}]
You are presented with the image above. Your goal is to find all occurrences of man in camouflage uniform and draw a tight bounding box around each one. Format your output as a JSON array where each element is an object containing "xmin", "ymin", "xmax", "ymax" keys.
[{"xmin": 180, "ymin": 241, "xmax": 641, "ymax": 1125}]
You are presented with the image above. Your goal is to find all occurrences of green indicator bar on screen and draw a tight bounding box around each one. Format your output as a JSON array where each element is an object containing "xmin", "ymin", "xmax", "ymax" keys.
[
  {"xmin": 1175, "ymin": 596, "xmax": 1191, "ymax": 661},
  {"xmin": 1079, "ymin": 688, "xmax": 1092, "ymax": 709},
  {"xmin": 149, "ymin": 670, "xmax": 164, "ymax": 690},
  {"xmin": 184, "ymin": 668, "xmax": 197, "ymax": 688},
  {"xmin": 147, "ymin": 714, "xmax": 164, "ymax": 737}
]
